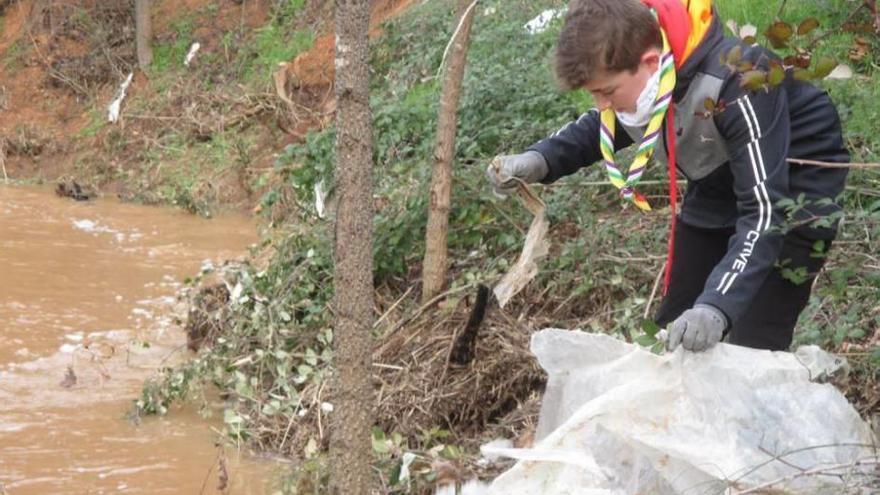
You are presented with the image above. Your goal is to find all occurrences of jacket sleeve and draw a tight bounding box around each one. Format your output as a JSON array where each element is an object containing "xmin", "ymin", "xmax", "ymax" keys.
[
  {"xmin": 526, "ymin": 109, "xmax": 634, "ymax": 183},
  {"xmin": 694, "ymin": 83, "xmax": 791, "ymax": 325}
]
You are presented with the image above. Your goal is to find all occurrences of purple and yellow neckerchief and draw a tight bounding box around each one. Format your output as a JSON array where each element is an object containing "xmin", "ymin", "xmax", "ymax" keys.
[{"xmin": 598, "ymin": 21, "xmax": 677, "ymax": 211}]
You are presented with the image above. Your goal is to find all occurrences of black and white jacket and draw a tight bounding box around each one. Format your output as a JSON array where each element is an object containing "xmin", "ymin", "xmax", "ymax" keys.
[{"xmin": 527, "ymin": 17, "xmax": 849, "ymax": 325}]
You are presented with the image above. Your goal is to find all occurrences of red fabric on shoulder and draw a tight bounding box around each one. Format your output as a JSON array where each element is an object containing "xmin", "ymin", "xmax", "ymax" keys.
[{"xmin": 640, "ymin": 0, "xmax": 691, "ymax": 68}]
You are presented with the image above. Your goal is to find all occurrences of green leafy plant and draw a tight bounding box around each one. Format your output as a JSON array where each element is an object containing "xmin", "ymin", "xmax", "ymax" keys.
[{"xmin": 633, "ymin": 319, "xmax": 666, "ymax": 354}]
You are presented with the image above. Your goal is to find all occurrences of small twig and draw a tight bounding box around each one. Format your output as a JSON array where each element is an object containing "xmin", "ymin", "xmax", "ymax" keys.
[
  {"xmin": 126, "ymin": 113, "xmax": 185, "ymax": 121},
  {"xmin": 599, "ymin": 253, "xmax": 666, "ymax": 263},
  {"xmin": 776, "ymin": 0, "xmax": 788, "ymax": 18},
  {"xmin": 198, "ymin": 449, "xmax": 221, "ymax": 495},
  {"xmin": 0, "ymin": 141, "xmax": 8, "ymax": 184},
  {"xmin": 372, "ymin": 362, "xmax": 405, "ymax": 371},
  {"xmin": 643, "ymin": 259, "xmax": 666, "ymax": 319},
  {"xmin": 809, "ymin": 1, "xmax": 866, "ymax": 47},
  {"xmin": 728, "ymin": 442, "xmax": 877, "ymax": 487},
  {"xmin": 376, "ymin": 282, "xmax": 480, "ymax": 352},
  {"xmin": 373, "ymin": 285, "xmax": 414, "ymax": 329},
  {"xmin": 315, "ymin": 379, "xmax": 327, "ymax": 442},
  {"xmin": 734, "ymin": 457, "xmax": 880, "ymax": 494},
  {"xmin": 787, "ymin": 158, "xmax": 880, "ymax": 168},
  {"xmin": 847, "ymin": 185, "xmax": 880, "ymax": 198}
]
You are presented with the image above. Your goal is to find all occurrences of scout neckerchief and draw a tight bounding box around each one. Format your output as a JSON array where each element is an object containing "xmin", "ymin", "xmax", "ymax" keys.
[
  {"xmin": 598, "ymin": 14, "xmax": 681, "ymax": 292},
  {"xmin": 598, "ymin": 19, "xmax": 675, "ymax": 212}
]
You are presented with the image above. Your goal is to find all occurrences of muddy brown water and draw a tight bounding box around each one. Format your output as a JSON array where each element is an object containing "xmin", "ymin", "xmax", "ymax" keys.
[{"xmin": 0, "ymin": 186, "xmax": 286, "ymax": 494}]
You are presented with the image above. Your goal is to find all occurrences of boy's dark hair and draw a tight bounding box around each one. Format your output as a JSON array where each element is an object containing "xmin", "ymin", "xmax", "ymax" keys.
[{"xmin": 555, "ymin": 0, "xmax": 662, "ymax": 90}]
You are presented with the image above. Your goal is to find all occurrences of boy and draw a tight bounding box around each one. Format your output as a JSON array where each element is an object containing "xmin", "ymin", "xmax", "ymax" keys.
[{"xmin": 487, "ymin": 0, "xmax": 849, "ymax": 352}]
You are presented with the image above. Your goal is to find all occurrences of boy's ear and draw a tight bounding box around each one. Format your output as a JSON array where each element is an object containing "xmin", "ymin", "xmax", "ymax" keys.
[{"xmin": 641, "ymin": 49, "xmax": 661, "ymax": 71}]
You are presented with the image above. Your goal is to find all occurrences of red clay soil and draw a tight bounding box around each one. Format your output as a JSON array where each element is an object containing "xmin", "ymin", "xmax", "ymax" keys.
[
  {"xmin": 288, "ymin": 0, "xmax": 415, "ymax": 88},
  {"xmin": 0, "ymin": 0, "xmax": 414, "ymax": 192},
  {"xmin": 0, "ymin": 0, "xmax": 270, "ymax": 179},
  {"xmin": 0, "ymin": 0, "xmax": 82, "ymax": 179}
]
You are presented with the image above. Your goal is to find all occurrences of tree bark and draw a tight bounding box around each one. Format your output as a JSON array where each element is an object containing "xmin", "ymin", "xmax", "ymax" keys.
[
  {"xmin": 330, "ymin": 1, "xmax": 374, "ymax": 494},
  {"xmin": 421, "ymin": 1, "xmax": 478, "ymax": 302},
  {"xmin": 135, "ymin": 0, "xmax": 153, "ymax": 69}
]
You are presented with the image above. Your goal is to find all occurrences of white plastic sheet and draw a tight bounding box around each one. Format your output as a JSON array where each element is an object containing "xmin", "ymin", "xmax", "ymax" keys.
[
  {"xmin": 107, "ymin": 72, "xmax": 133, "ymax": 123},
  {"xmin": 484, "ymin": 329, "xmax": 876, "ymax": 494}
]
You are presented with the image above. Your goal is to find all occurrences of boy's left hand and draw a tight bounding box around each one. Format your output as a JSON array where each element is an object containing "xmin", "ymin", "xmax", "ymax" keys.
[{"xmin": 667, "ymin": 305, "xmax": 727, "ymax": 352}]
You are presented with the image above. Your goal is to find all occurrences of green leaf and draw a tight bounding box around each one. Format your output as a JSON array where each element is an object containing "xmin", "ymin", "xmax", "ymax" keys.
[
  {"xmin": 797, "ymin": 17, "xmax": 820, "ymax": 36},
  {"xmin": 740, "ymin": 70, "xmax": 768, "ymax": 91},
  {"xmin": 371, "ymin": 426, "xmax": 390, "ymax": 454},
  {"xmin": 297, "ymin": 363, "xmax": 313, "ymax": 375},
  {"xmin": 768, "ymin": 61, "xmax": 785, "ymax": 86},
  {"xmin": 261, "ymin": 400, "xmax": 281, "ymax": 416},
  {"xmin": 813, "ymin": 57, "xmax": 837, "ymax": 79},
  {"xmin": 305, "ymin": 348, "xmax": 318, "ymax": 366},
  {"xmin": 792, "ymin": 68, "xmax": 813, "ymax": 81},
  {"xmin": 725, "ymin": 45, "xmax": 743, "ymax": 66},
  {"xmin": 388, "ymin": 460, "xmax": 403, "ymax": 485},
  {"xmin": 736, "ymin": 61, "xmax": 755, "ymax": 72},
  {"xmin": 870, "ymin": 347, "xmax": 880, "ymax": 366},
  {"xmin": 635, "ymin": 334, "xmax": 656, "ymax": 347},
  {"xmin": 224, "ymin": 409, "xmax": 244, "ymax": 425},
  {"xmin": 441, "ymin": 444, "xmax": 462, "ymax": 459},
  {"xmin": 641, "ymin": 318, "xmax": 660, "ymax": 337}
]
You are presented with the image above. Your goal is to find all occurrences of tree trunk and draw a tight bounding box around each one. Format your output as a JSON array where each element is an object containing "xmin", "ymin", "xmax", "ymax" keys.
[
  {"xmin": 135, "ymin": 0, "xmax": 153, "ymax": 69},
  {"xmin": 421, "ymin": 1, "xmax": 478, "ymax": 302},
  {"xmin": 330, "ymin": 1, "xmax": 374, "ymax": 494}
]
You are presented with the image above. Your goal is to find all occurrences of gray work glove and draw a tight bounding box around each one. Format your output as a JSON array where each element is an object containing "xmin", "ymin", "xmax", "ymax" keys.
[
  {"xmin": 486, "ymin": 151, "xmax": 549, "ymax": 196},
  {"xmin": 667, "ymin": 304, "xmax": 728, "ymax": 352}
]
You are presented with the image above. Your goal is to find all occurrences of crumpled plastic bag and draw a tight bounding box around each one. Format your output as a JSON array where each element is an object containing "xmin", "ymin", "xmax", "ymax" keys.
[
  {"xmin": 488, "ymin": 157, "xmax": 549, "ymax": 309},
  {"xmin": 483, "ymin": 329, "xmax": 876, "ymax": 494}
]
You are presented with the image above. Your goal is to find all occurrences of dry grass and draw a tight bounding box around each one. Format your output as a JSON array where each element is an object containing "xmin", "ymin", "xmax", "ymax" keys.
[{"xmin": 373, "ymin": 287, "xmax": 544, "ymax": 445}]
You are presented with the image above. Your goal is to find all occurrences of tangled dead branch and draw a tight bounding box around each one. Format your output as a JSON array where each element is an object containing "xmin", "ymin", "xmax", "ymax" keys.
[
  {"xmin": 25, "ymin": 2, "xmax": 137, "ymax": 97},
  {"xmin": 372, "ymin": 289, "xmax": 544, "ymax": 444}
]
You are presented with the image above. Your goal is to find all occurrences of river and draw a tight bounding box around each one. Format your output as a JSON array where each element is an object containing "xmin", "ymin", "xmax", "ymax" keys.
[{"xmin": 0, "ymin": 185, "xmax": 284, "ymax": 494}]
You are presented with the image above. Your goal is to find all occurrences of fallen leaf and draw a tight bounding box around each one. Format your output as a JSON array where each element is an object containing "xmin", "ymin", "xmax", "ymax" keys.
[{"xmin": 848, "ymin": 36, "xmax": 870, "ymax": 62}]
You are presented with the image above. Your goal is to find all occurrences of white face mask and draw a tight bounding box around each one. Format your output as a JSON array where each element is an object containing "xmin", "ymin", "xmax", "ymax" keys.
[{"xmin": 615, "ymin": 68, "xmax": 661, "ymax": 128}]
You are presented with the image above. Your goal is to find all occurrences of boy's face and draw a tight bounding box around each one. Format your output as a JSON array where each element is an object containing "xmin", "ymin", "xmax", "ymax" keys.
[{"xmin": 584, "ymin": 49, "xmax": 661, "ymax": 114}]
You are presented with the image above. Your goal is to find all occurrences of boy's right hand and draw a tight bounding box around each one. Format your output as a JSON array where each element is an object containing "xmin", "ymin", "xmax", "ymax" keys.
[{"xmin": 486, "ymin": 151, "xmax": 548, "ymax": 196}]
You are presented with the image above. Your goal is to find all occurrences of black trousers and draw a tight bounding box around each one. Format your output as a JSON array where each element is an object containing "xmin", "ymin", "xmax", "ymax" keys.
[{"xmin": 654, "ymin": 221, "xmax": 831, "ymax": 351}]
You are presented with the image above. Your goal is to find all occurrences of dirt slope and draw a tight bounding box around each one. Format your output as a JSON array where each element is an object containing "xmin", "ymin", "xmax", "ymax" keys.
[{"xmin": 0, "ymin": 0, "xmax": 413, "ymax": 197}]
